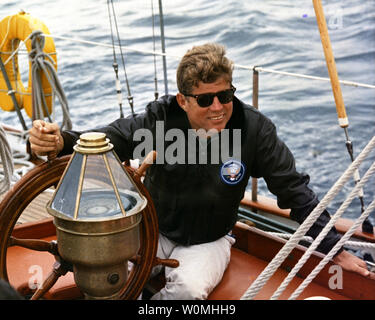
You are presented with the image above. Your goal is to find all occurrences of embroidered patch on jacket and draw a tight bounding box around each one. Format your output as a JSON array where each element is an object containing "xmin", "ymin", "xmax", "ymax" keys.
[{"xmin": 220, "ymin": 159, "xmax": 245, "ymax": 185}]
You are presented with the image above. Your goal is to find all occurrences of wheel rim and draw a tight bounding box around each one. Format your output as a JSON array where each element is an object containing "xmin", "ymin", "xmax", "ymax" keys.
[{"xmin": 0, "ymin": 156, "xmax": 159, "ymax": 299}]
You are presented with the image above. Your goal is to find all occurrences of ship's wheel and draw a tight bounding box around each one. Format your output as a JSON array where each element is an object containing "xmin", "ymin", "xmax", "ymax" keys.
[{"xmin": 0, "ymin": 155, "xmax": 176, "ymax": 299}]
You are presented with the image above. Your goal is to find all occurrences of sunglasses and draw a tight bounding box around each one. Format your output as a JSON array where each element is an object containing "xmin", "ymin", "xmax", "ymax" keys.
[{"xmin": 183, "ymin": 86, "xmax": 236, "ymax": 108}]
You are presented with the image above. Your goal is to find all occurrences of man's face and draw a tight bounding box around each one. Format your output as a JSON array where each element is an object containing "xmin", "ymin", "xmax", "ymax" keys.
[{"xmin": 177, "ymin": 77, "xmax": 233, "ymax": 133}]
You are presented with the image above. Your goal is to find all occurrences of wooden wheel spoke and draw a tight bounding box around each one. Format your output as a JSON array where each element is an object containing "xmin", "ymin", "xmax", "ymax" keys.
[
  {"xmin": 129, "ymin": 254, "xmax": 141, "ymax": 265},
  {"xmin": 130, "ymin": 254, "xmax": 179, "ymax": 268},
  {"xmin": 9, "ymin": 236, "xmax": 59, "ymax": 256},
  {"xmin": 30, "ymin": 261, "xmax": 68, "ymax": 300},
  {"xmin": 1, "ymin": 155, "xmax": 159, "ymax": 300},
  {"xmin": 153, "ymin": 257, "xmax": 179, "ymax": 268}
]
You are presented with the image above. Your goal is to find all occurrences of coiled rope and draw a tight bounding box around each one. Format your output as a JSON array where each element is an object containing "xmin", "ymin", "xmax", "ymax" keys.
[
  {"xmin": 29, "ymin": 31, "xmax": 72, "ymax": 130},
  {"xmin": 0, "ymin": 126, "xmax": 36, "ymax": 195},
  {"xmin": 241, "ymin": 135, "xmax": 375, "ymax": 300},
  {"xmin": 0, "ymin": 125, "xmax": 14, "ymax": 195}
]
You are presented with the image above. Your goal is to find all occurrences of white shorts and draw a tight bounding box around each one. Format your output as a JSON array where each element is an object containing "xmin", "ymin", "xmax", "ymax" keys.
[{"xmin": 150, "ymin": 233, "xmax": 235, "ymax": 300}]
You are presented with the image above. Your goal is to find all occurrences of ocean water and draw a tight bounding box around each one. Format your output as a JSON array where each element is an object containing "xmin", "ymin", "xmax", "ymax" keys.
[{"xmin": 0, "ymin": 0, "xmax": 374, "ymax": 222}]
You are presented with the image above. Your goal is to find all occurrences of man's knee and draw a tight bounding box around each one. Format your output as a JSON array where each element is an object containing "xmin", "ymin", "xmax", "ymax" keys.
[
  {"xmin": 171, "ymin": 280, "xmax": 208, "ymax": 300},
  {"xmin": 152, "ymin": 273, "xmax": 212, "ymax": 300}
]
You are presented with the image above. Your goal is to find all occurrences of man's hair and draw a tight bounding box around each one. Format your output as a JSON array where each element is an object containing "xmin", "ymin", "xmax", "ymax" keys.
[{"xmin": 177, "ymin": 43, "xmax": 234, "ymax": 95}]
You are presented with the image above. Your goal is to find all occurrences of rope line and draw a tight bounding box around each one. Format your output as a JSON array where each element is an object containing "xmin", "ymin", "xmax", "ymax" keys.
[
  {"xmin": 3, "ymin": 32, "xmax": 34, "ymax": 66},
  {"xmin": 151, "ymin": 0, "xmax": 159, "ymax": 100},
  {"xmin": 108, "ymin": 0, "xmax": 134, "ymax": 115},
  {"xmin": 0, "ymin": 15, "xmax": 14, "ymax": 52},
  {"xmin": 289, "ymin": 197, "xmax": 375, "ymax": 300},
  {"xmin": 0, "ymin": 127, "xmax": 36, "ymax": 195},
  {"xmin": 106, "ymin": 0, "xmax": 124, "ymax": 118},
  {"xmin": 271, "ymin": 159, "xmax": 375, "ymax": 300},
  {"xmin": 41, "ymin": 33, "xmax": 375, "ymax": 90},
  {"xmin": 0, "ymin": 125, "xmax": 14, "ymax": 195},
  {"xmin": 268, "ymin": 232, "xmax": 375, "ymax": 250},
  {"xmin": 240, "ymin": 135, "xmax": 375, "ymax": 300},
  {"xmin": 0, "ymin": 89, "xmax": 52, "ymax": 96},
  {"xmin": 28, "ymin": 31, "xmax": 72, "ymax": 131}
]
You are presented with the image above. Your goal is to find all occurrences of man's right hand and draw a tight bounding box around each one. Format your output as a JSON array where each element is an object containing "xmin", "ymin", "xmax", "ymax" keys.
[{"xmin": 29, "ymin": 120, "xmax": 64, "ymax": 156}]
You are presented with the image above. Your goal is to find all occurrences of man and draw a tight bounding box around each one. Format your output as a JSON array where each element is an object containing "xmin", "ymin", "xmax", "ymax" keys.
[{"xmin": 29, "ymin": 43, "xmax": 374, "ymax": 299}]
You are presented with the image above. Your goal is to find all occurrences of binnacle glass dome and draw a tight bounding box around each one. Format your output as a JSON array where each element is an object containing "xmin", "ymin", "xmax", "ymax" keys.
[{"xmin": 49, "ymin": 132, "xmax": 147, "ymax": 221}]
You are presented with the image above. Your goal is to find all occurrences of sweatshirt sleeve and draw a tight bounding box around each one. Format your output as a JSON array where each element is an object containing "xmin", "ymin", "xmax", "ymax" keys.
[
  {"xmin": 59, "ymin": 97, "xmax": 167, "ymax": 161},
  {"xmin": 253, "ymin": 116, "xmax": 342, "ymax": 255}
]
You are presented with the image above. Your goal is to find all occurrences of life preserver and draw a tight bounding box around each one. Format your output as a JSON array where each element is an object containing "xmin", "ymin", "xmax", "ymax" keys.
[{"xmin": 0, "ymin": 11, "xmax": 57, "ymax": 118}]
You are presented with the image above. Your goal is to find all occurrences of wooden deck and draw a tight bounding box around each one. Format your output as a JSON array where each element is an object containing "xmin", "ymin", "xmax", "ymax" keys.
[
  {"xmin": 0, "ymin": 189, "xmax": 53, "ymax": 225},
  {"xmin": 16, "ymin": 190, "xmax": 54, "ymax": 224}
]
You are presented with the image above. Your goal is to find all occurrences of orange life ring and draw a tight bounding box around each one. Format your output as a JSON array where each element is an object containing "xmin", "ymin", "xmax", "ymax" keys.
[{"xmin": 0, "ymin": 11, "xmax": 57, "ymax": 118}]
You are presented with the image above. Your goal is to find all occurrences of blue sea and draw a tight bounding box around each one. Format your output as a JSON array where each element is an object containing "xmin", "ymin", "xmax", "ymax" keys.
[{"xmin": 0, "ymin": 0, "xmax": 374, "ymax": 223}]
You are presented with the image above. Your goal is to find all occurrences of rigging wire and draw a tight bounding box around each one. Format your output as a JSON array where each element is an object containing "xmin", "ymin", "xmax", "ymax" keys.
[
  {"xmin": 40, "ymin": 33, "xmax": 375, "ymax": 90},
  {"xmin": 106, "ymin": 0, "xmax": 124, "ymax": 118},
  {"xmin": 0, "ymin": 56, "xmax": 27, "ymax": 131},
  {"xmin": 0, "ymin": 125, "xmax": 14, "ymax": 195},
  {"xmin": 343, "ymin": 127, "xmax": 373, "ymax": 233},
  {"xmin": 151, "ymin": 0, "xmax": 159, "ymax": 101},
  {"xmin": 158, "ymin": 0, "xmax": 168, "ymax": 95},
  {"xmin": 107, "ymin": 0, "xmax": 134, "ymax": 116}
]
